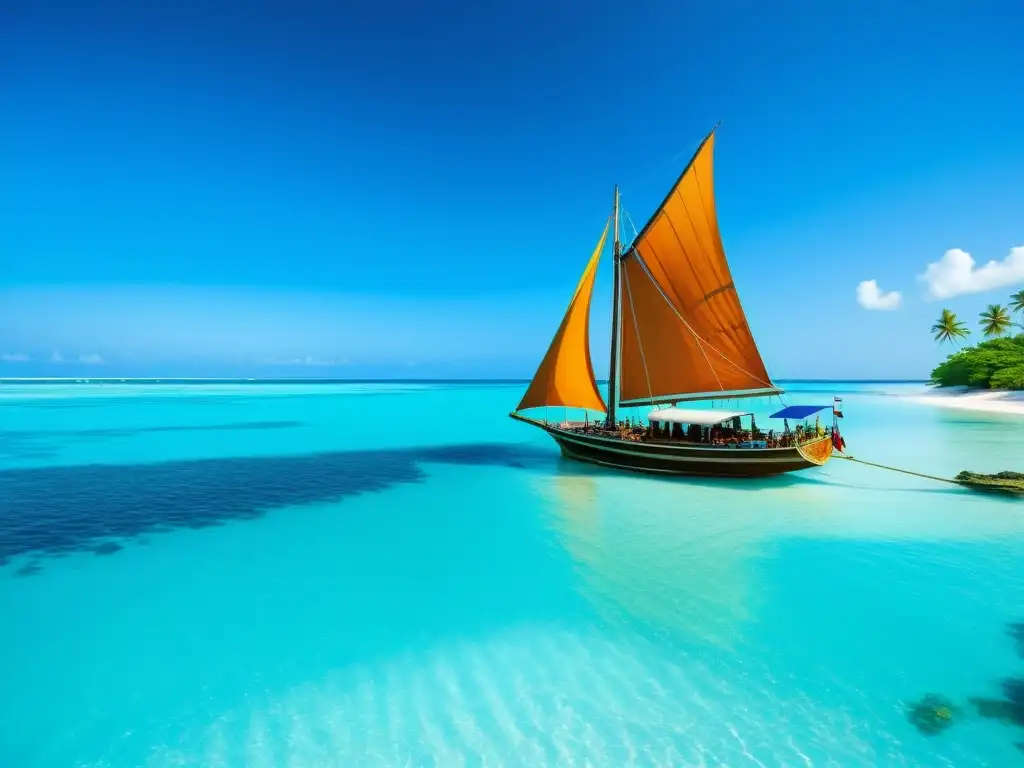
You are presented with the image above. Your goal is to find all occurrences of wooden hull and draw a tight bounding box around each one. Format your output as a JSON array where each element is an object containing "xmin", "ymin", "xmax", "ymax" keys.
[{"xmin": 510, "ymin": 413, "xmax": 833, "ymax": 478}]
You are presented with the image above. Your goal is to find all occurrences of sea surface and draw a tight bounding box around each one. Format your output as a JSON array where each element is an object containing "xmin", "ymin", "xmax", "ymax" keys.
[{"xmin": 1, "ymin": 380, "xmax": 1022, "ymax": 767}]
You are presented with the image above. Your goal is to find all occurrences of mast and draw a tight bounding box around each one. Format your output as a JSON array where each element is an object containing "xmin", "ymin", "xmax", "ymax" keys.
[{"xmin": 605, "ymin": 185, "xmax": 621, "ymax": 427}]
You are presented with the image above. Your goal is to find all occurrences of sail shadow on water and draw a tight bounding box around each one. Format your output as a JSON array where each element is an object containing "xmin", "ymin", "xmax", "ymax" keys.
[{"xmin": 809, "ymin": 475, "xmax": 993, "ymax": 498}]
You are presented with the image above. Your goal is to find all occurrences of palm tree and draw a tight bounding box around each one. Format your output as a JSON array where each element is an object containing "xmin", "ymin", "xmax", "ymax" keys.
[
  {"xmin": 978, "ymin": 304, "xmax": 1012, "ymax": 337},
  {"xmin": 1011, "ymin": 289, "xmax": 1024, "ymax": 328},
  {"xmin": 931, "ymin": 308, "xmax": 970, "ymax": 347}
]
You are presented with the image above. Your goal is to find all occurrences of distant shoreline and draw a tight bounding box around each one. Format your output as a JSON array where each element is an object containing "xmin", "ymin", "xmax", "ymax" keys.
[
  {"xmin": 0, "ymin": 377, "xmax": 929, "ymax": 385},
  {"xmin": 909, "ymin": 386, "xmax": 1024, "ymax": 417}
]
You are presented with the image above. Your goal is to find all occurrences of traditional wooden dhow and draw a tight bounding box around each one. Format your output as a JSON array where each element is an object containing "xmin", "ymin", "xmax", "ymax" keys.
[{"xmin": 510, "ymin": 125, "xmax": 844, "ymax": 478}]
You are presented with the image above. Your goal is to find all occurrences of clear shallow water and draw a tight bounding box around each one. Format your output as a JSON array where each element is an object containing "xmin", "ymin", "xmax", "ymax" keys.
[{"xmin": 1, "ymin": 380, "xmax": 1022, "ymax": 767}]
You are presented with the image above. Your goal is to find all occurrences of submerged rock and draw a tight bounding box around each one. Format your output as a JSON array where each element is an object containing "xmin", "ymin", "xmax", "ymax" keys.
[
  {"xmin": 906, "ymin": 694, "xmax": 959, "ymax": 735},
  {"xmin": 966, "ymin": 696, "xmax": 1024, "ymax": 729},
  {"xmin": 955, "ymin": 470, "xmax": 1024, "ymax": 495},
  {"xmin": 1005, "ymin": 678, "xmax": 1024, "ymax": 705}
]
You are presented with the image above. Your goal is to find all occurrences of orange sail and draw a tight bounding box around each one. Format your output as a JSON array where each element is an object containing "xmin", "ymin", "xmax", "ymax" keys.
[
  {"xmin": 517, "ymin": 222, "xmax": 610, "ymax": 413},
  {"xmin": 618, "ymin": 127, "xmax": 780, "ymax": 406}
]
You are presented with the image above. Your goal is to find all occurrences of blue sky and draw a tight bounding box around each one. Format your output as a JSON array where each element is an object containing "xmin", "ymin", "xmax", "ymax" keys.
[{"xmin": 2, "ymin": 0, "xmax": 1023, "ymax": 379}]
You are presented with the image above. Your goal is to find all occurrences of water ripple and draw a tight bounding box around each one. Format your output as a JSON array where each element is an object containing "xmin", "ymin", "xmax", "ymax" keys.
[{"xmin": 76, "ymin": 625, "xmax": 1003, "ymax": 768}]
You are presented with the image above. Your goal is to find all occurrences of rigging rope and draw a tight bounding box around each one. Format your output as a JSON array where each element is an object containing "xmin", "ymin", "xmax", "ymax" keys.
[
  {"xmin": 631, "ymin": 254, "xmax": 770, "ymax": 389},
  {"xmin": 621, "ymin": 203, "xmax": 655, "ymax": 420},
  {"xmin": 622, "ymin": 206, "xmax": 641, "ymax": 251},
  {"xmin": 621, "ymin": 263, "xmax": 655, "ymax": 408},
  {"xmin": 619, "ymin": 197, "xmax": 775, "ymax": 393},
  {"xmin": 618, "ymin": 141, "xmax": 703, "ymax": 207}
]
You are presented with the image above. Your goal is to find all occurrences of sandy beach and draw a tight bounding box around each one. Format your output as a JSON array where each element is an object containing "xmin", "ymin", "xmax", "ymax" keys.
[{"xmin": 909, "ymin": 385, "xmax": 1024, "ymax": 416}]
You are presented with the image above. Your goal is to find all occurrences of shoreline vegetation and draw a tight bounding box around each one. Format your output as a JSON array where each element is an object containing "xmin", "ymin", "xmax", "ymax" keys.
[{"xmin": 925, "ymin": 290, "xmax": 1024, "ymax": 414}]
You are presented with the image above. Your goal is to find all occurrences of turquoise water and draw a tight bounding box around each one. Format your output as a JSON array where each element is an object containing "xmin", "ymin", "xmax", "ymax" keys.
[{"xmin": 1, "ymin": 380, "xmax": 1022, "ymax": 766}]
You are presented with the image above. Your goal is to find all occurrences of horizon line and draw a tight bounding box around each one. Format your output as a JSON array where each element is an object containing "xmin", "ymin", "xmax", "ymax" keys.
[{"xmin": 0, "ymin": 377, "xmax": 930, "ymax": 384}]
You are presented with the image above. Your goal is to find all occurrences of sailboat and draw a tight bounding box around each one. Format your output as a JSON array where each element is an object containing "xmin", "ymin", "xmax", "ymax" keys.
[{"xmin": 510, "ymin": 125, "xmax": 838, "ymax": 477}]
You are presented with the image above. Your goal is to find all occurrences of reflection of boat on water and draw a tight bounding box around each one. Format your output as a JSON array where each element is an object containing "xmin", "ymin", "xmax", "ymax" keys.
[
  {"xmin": 511, "ymin": 126, "xmax": 843, "ymax": 477},
  {"xmin": 537, "ymin": 461, "xmax": 1024, "ymax": 648},
  {"xmin": 538, "ymin": 467, "xmax": 764, "ymax": 647}
]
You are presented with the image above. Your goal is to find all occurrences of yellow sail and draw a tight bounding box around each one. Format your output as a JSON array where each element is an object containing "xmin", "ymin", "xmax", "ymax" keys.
[
  {"xmin": 619, "ymin": 127, "xmax": 779, "ymax": 406},
  {"xmin": 516, "ymin": 222, "xmax": 609, "ymax": 413}
]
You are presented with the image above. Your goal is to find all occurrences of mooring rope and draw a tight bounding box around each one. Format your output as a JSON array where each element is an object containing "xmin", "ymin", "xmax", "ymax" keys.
[{"xmin": 832, "ymin": 454, "xmax": 960, "ymax": 485}]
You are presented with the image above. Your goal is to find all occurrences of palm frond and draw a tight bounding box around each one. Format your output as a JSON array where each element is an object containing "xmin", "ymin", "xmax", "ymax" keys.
[
  {"xmin": 932, "ymin": 308, "xmax": 969, "ymax": 345},
  {"xmin": 979, "ymin": 304, "xmax": 1012, "ymax": 337},
  {"xmin": 1010, "ymin": 289, "xmax": 1024, "ymax": 315}
]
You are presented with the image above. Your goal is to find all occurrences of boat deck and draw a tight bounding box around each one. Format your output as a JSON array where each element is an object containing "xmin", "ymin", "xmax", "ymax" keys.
[
  {"xmin": 510, "ymin": 412, "xmax": 834, "ymax": 476},
  {"xmin": 552, "ymin": 422, "xmax": 818, "ymax": 451}
]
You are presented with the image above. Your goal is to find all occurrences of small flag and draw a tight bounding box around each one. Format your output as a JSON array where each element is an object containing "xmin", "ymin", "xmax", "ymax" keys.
[
  {"xmin": 832, "ymin": 426, "xmax": 846, "ymax": 452},
  {"xmin": 833, "ymin": 396, "xmax": 844, "ymax": 418}
]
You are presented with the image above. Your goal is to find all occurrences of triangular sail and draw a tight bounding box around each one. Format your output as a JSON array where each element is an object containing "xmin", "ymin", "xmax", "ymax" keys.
[
  {"xmin": 618, "ymin": 127, "xmax": 779, "ymax": 407},
  {"xmin": 620, "ymin": 257, "xmax": 776, "ymax": 404},
  {"xmin": 516, "ymin": 222, "xmax": 610, "ymax": 413}
]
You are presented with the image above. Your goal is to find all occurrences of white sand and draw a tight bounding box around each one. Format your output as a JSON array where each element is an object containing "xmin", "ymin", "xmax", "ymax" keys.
[{"xmin": 909, "ymin": 385, "xmax": 1024, "ymax": 416}]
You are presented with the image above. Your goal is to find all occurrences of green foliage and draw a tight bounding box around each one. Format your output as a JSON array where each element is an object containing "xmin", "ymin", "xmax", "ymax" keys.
[
  {"xmin": 990, "ymin": 363, "xmax": 1024, "ymax": 390},
  {"xmin": 929, "ymin": 290, "xmax": 1024, "ymax": 387},
  {"xmin": 930, "ymin": 334, "xmax": 1024, "ymax": 390}
]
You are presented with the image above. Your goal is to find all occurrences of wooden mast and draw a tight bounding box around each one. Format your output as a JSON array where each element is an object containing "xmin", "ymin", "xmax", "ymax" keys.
[{"xmin": 605, "ymin": 185, "xmax": 621, "ymax": 428}]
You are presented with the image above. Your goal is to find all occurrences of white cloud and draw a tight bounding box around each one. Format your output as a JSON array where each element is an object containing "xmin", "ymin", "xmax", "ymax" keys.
[
  {"xmin": 78, "ymin": 353, "xmax": 104, "ymax": 365},
  {"xmin": 919, "ymin": 245, "xmax": 1024, "ymax": 299},
  {"xmin": 856, "ymin": 279, "xmax": 902, "ymax": 310},
  {"xmin": 50, "ymin": 351, "xmax": 64, "ymax": 363},
  {"xmin": 1, "ymin": 352, "xmax": 30, "ymax": 362}
]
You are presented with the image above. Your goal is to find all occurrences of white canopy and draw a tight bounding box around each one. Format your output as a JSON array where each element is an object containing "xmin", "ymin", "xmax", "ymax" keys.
[{"xmin": 647, "ymin": 408, "xmax": 751, "ymax": 427}]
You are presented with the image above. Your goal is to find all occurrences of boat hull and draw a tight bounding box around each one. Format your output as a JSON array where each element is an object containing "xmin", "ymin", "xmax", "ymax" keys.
[{"xmin": 511, "ymin": 414, "xmax": 832, "ymax": 478}]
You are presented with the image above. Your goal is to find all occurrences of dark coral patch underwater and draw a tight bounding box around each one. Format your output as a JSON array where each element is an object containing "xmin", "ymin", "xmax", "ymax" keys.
[
  {"xmin": 0, "ymin": 442, "xmax": 554, "ymax": 573},
  {"xmin": 906, "ymin": 694, "xmax": 959, "ymax": 735}
]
